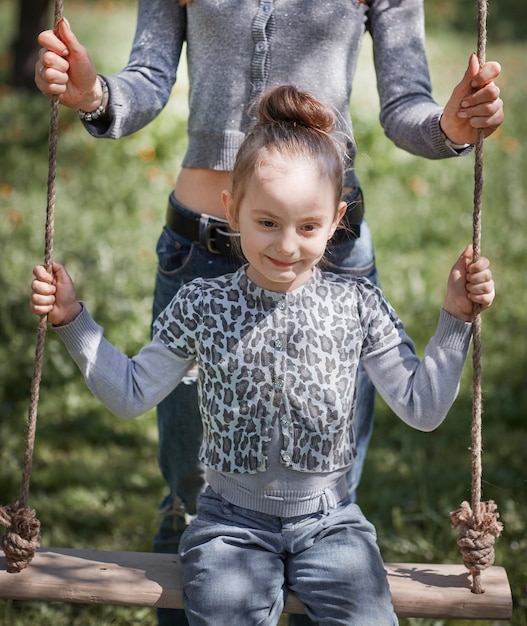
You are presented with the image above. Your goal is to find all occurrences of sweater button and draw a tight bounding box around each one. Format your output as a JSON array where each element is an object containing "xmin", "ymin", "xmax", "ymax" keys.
[{"xmin": 280, "ymin": 451, "xmax": 292, "ymax": 466}]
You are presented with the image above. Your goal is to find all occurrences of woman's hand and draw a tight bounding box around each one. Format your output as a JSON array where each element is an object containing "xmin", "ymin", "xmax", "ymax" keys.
[
  {"xmin": 35, "ymin": 17, "xmax": 103, "ymax": 113},
  {"xmin": 440, "ymin": 54, "xmax": 504, "ymax": 146}
]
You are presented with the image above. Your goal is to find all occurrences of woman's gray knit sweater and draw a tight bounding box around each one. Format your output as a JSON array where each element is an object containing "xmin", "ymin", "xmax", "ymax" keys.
[{"xmin": 84, "ymin": 0, "xmax": 468, "ymax": 188}]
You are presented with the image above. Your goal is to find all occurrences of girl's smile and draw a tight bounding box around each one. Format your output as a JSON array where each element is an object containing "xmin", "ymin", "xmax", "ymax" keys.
[{"xmin": 267, "ymin": 257, "xmax": 297, "ymax": 268}]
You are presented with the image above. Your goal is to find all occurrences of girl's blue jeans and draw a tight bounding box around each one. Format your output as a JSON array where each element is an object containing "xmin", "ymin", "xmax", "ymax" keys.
[
  {"xmin": 152, "ymin": 191, "xmax": 378, "ymax": 625},
  {"xmin": 179, "ymin": 488, "xmax": 397, "ymax": 626}
]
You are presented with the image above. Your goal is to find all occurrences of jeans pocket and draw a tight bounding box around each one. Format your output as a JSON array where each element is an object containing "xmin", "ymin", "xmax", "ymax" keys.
[{"xmin": 156, "ymin": 226, "xmax": 194, "ymax": 277}]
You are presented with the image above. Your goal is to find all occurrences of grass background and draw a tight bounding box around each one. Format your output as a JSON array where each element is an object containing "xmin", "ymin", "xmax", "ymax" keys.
[{"xmin": 1, "ymin": 1, "xmax": 526, "ymax": 624}]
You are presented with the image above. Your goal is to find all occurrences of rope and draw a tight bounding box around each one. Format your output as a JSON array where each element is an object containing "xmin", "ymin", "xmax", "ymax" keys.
[
  {"xmin": 450, "ymin": 0, "xmax": 502, "ymax": 594},
  {"xmin": 0, "ymin": 0, "xmax": 64, "ymax": 573}
]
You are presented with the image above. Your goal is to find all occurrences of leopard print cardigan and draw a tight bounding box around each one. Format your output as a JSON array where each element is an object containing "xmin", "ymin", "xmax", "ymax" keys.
[{"xmin": 153, "ymin": 266, "xmax": 404, "ymax": 474}]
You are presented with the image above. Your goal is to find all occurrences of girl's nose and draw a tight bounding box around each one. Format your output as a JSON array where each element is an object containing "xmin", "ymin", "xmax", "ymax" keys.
[{"xmin": 276, "ymin": 228, "xmax": 296, "ymax": 255}]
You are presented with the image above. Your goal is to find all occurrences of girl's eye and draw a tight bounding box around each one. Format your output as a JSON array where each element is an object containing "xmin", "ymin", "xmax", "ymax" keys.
[
  {"xmin": 302, "ymin": 224, "xmax": 318, "ymax": 233},
  {"xmin": 260, "ymin": 220, "xmax": 276, "ymax": 228}
]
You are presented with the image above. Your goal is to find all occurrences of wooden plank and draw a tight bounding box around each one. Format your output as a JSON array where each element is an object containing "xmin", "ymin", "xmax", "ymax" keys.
[
  {"xmin": 0, "ymin": 548, "xmax": 513, "ymax": 619},
  {"xmin": 385, "ymin": 562, "xmax": 512, "ymax": 619}
]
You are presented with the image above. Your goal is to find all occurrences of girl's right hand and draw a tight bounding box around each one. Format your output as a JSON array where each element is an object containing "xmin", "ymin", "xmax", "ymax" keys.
[
  {"xmin": 443, "ymin": 245, "xmax": 495, "ymax": 322},
  {"xmin": 35, "ymin": 17, "xmax": 103, "ymax": 113},
  {"xmin": 31, "ymin": 263, "xmax": 82, "ymax": 326}
]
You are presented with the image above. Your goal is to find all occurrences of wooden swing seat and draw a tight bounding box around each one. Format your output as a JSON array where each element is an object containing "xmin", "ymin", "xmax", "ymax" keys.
[{"xmin": 0, "ymin": 547, "xmax": 512, "ymax": 620}]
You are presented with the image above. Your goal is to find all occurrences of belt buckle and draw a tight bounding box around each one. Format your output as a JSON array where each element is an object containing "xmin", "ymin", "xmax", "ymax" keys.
[{"xmin": 199, "ymin": 214, "xmax": 223, "ymax": 254}]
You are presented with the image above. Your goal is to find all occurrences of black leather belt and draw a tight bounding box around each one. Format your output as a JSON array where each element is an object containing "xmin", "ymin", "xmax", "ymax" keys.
[
  {"xmin": 166, "ymin": 189, "xmax": 364, "ymax": 255},
  {"xmin": 166, "ymin": 193, "xmax": 239, "ymax": 255}
]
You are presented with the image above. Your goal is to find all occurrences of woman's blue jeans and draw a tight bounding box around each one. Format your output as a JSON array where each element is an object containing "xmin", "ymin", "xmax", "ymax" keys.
[
  {"xmin": 179, "ymin": 488, "xmax": 397, "ymax": 626},
  {"xmin": 153, "ymin": 192, "xmax": 378, "ymax": 626}
]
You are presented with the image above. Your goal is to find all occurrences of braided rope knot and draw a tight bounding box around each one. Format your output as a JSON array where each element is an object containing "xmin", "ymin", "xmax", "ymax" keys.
[
  {"xmin": 450, "ymin": 500, "xmax": 503, "ymax": 593},
  {"xmin": 0, "ymin": 503, "xmax": 41, "ymax": 573}
]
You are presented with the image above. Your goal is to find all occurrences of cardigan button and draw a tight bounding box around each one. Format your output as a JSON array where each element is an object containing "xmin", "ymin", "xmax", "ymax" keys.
[{"xmin": 280, "ymin": 451, "xmax": 292, "ymax": 466}]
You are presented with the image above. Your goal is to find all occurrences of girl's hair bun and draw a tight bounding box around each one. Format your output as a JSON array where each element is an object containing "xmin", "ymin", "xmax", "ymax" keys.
[
  {"xmin": 257, "ymin": 85, "xmax": 335, "ymax": 135},
  {"xmin": 230, "ymin": 84, "xmax": 345, "ymax": 220}
]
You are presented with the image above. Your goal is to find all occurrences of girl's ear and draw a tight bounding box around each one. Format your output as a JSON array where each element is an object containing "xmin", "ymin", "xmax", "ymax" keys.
[
  {"xmin": 328, "ymin": 201, "xmax": 347, "ymax": 239},
  {"xmin": 222, "ymin": 190, "xmax": 238, "ymax": 230}
]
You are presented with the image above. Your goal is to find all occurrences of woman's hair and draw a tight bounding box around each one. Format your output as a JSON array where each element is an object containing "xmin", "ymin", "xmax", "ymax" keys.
[{"xmin": 230, "ymin": 85, "xmax": 345, "ymax": 221}]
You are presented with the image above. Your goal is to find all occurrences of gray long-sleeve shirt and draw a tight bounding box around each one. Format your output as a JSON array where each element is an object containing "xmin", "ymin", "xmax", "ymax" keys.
[
  {"xmin": 85, "ymin": 0, "xmax": 468, "ymax": 189},
  {"xmin": 54, "ymin": 268, "xmax": 472, "ymax": 516}
]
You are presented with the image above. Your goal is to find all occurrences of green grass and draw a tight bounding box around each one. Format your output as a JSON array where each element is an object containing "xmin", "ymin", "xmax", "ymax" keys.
[{"xmin": 1, "ymin": 2, "xmax": 526, "ymax": 625}]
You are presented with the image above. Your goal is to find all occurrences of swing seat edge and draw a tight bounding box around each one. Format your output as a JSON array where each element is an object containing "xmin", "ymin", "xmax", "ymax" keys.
[{"xmin": 0, "ymin": 547, "xmax": 513, "ymax": 619}]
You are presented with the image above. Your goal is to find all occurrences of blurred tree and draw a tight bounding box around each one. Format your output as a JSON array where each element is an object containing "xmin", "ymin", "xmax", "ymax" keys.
[
  {"xmin": 488, "ymin": 0, "xmax": 527, "ymax": 42},
  {"xmin": 424, "ymin": 0, "xmax": 527, "ymax": 42},
  {"xmin": 10, "ymin": 0, "xmax": 51, "ymax": 90}
]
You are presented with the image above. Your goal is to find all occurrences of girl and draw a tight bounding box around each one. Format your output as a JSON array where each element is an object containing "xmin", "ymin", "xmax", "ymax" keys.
[
  {"xmin": 31, "ymin": 86, "xmax": 495, "ymax": 625},
  {"xmin": 34, "ymin": 15, "xmax": 504, "ymax": 592}
]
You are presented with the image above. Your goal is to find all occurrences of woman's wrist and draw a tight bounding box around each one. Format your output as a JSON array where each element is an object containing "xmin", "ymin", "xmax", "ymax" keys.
[
  {"xmin": 439, "ymin": 115, "xmax": 471, "ymax": 151},
  {"xmin": 78, "ymin": 76, "xmax": 109, "ymax": 121},
  {"xmin": 56, "ymin": 302, "xmax": 83, "ymax": 327}
]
